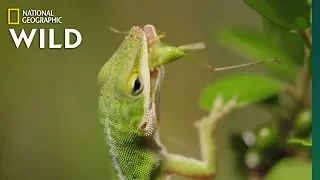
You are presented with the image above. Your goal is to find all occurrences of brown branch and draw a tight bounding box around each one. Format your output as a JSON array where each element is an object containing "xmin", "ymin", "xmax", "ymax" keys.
[
  {"xmin": 299, "ymin": 31, "xmax": 312, "ymax": 50},
  {"xmin": 298, "ymin": 30, "xmax": 312, "ymax": 108}
]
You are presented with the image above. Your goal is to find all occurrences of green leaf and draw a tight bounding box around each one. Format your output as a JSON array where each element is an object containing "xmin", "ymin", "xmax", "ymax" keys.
[
  {"xmin": 200, "ymin": 73, "xmax": 284, "ymax": 110},
  {"xmin": 244, "ymin": 0, "xmax": 312, "ymax": 32},
  {"xmin": 262, "ymin": 18, "xmax": 305, "ymax": 65},
  {"xmin": 266, "ymin": 158, "xmax": 311, "ymax": 180},
  {"xmin": 288, "ymin": 138, "xmax": 312, "ymax": 148},
  {"xmin": 215, "ymin": 28, "xmax": 298, "ymax": 80}
]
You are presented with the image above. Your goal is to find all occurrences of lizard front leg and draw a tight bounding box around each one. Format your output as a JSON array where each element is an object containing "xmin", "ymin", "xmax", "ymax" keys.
[{"xmin": 162, "ymin": 95, "xmax": 237, "ymax": 179}]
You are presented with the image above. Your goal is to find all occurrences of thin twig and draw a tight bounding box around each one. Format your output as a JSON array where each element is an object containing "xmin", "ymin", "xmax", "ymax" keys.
[
  {"xmin": 298, "ymin": 30, "xmax": 312, "ymax": 108},
  {"xmin": 299, "ymin": 31, "xmax": 312, "ymax": 50}
]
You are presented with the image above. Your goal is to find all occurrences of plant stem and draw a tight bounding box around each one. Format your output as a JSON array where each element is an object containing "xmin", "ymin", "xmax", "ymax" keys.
[
  {"xmin": 298, "ymin": 30, "xmax": 312, "ymax": 108},
  {"xmin": 299, "ymin": 31, "xmax": 312, "ymax": 50}
]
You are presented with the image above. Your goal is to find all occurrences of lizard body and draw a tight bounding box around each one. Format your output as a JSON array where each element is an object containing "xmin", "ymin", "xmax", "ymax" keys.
[{"xmin": 98, "ymin": 25, "xmax": 236, "ymax": 180}]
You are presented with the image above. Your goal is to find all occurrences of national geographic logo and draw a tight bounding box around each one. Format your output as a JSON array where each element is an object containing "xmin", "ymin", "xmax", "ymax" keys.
[
  {"xmin": 8, "ymin": 8, "xmax": 62, "ymax": 25},
  {"xmin": 8, "ymin": 8, "xmax": 82, "ymax": 49}
]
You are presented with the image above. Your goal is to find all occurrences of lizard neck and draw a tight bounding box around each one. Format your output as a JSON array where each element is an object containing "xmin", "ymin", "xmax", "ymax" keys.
[{"xmin": 105, "ymin": 120, "xmax": 165, "ymax": 180}]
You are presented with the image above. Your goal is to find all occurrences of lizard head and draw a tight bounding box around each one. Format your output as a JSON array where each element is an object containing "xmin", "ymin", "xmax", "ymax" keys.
[{"xmin": 98, "ymin": 25, "xmax": 164, "ymax": 138}]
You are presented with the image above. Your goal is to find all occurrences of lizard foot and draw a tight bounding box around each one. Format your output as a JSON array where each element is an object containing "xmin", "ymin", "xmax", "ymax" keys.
[{"xmin": 194, "ymin": 95, "xmax": 238, "ymax": 131}]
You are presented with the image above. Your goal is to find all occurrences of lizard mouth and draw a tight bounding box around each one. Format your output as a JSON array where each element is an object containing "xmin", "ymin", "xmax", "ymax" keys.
[{"xmin": 138, "ymin": 25, "xmax": 163, "ymax": 136}]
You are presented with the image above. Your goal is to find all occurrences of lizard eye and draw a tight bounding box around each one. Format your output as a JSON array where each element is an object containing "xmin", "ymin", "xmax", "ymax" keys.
[{"xmin": 128, "ymin": 73, "xmax": 143, "ymax": 96}]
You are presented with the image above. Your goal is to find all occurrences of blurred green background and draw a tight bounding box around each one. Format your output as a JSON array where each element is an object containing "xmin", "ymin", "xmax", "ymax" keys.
[{"xmin": 0, "ymin": 0, "xmax": 273, "ymax": 179}]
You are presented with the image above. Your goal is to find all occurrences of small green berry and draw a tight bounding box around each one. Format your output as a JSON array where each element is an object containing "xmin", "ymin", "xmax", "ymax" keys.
[
  {"xmin": 255, "ymin": 125, "xmax": 279, "ymax": 151},
  {"xmin": 294, "ymin": 110, "xmax": 312, "ymax": 137}
]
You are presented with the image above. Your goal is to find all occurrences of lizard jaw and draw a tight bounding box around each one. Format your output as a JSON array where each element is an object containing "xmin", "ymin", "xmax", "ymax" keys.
[
  {"xmin": 138, "ymin": 103, "xmax": 158, "ymax": 136},
  {"xmin": 139, "ymin": 115, "xmax": 158, "ymax": 137},
  {"xmin": 138, "ymin": 25, "xmax": 163, "ymax": 137},
  {"xmin": 138, "ymin": 69, "xmax": 161, "ymax": 137}
]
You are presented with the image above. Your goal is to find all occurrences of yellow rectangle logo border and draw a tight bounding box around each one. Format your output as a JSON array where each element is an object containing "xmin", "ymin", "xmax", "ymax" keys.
[{"xmin": 8, "ymin": 8, "xmax": 20, "ymax": 25}]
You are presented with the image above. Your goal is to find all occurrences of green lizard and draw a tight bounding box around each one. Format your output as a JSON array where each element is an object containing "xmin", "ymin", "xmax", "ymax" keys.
[{"xmin": 98, "ymin": 24, "xmax": 237, "ymax": 180}]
